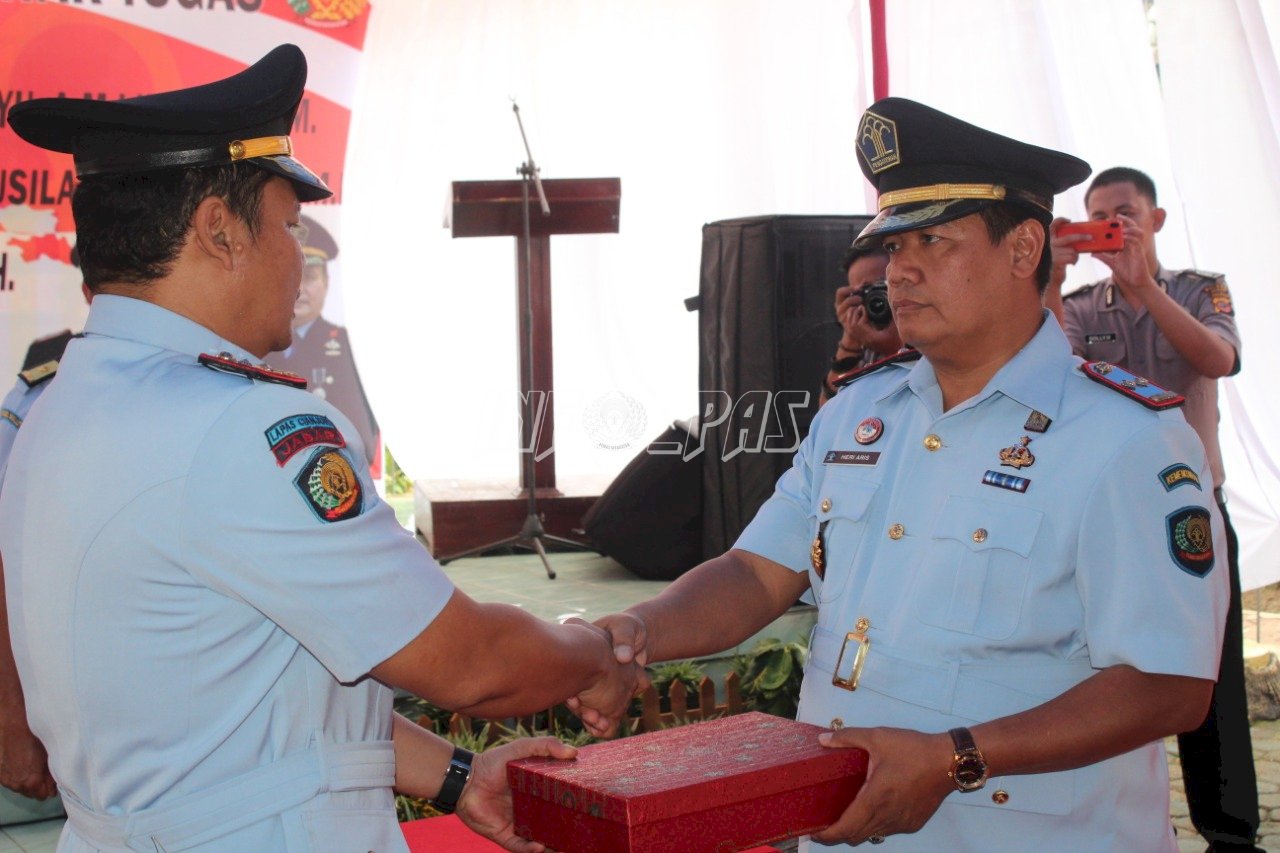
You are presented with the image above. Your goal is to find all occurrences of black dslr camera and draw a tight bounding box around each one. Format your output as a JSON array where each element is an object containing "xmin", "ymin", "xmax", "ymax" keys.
[{"xmin": 855, "ymin": 280, "xmax": 893, "ymax": 329}]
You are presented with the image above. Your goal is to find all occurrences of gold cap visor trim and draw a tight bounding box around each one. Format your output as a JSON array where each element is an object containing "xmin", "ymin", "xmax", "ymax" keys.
[{"xmin": 878, "ymin": 183, "xmax": 1007, "ymax": 210}]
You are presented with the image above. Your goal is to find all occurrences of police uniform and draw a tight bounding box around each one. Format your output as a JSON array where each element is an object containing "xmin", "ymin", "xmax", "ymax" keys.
[
  {"xmin": 0, "ymin": 331, "xmax": 72, "ymax": 484},
  {"xmin": 0, "ymin": 46, "xmax": 456, "ymax": 850},
  {"xmin": 266, "ymin": 215, "xmax": 380, "ymax": 467},
  {"xmin": 1062, "ymin": 267, "xmax": 1241, "ymax": 490},
  {"xmin": 1064, "ymin": 267, "xmax": 1257, "ymax": 849},
  {"xmin": 272, "ymin": 319, "xmax": 379, "ymax": 465},
  {"xmin": 736, "ymin": 98, "xmax": 1230, "ymax": 851}
]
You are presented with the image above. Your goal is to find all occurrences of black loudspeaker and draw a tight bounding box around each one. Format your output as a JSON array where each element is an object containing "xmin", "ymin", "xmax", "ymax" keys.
[
  {"xmin": 581, "ymin": 421, "xmax": 703, "ymax": 580},
  {"xmin": 697, "ymin": 214, "xmax": 873, "ymax": 560}
]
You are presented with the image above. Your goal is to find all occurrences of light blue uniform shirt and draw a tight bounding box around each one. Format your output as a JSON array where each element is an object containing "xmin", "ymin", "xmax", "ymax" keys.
[
  {"xmin": 0, "ymin": 374, "xmax": 52, "ymax": 487},
  {"xmin": 737, "ymin": 313, "xmax": 1228, "ymax": 852},
  {"xmin": 0, "ymin": 295, "xmax": 455, "ymax": 851}
]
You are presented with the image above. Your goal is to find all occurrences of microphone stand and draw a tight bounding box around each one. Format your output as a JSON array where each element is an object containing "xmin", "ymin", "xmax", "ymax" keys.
[{"xmin": 440, "ymin": 102, "xmax": 593, "ymax": 579}]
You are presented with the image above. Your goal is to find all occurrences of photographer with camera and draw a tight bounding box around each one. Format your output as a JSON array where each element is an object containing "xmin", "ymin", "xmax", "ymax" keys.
[
  {"xmin": 1047, "ymin": 167, "xmax": 1257, "ymax": 853},
  {"xmin": 819, "ymin": 243, "xmax": 902, "ymax": 405}
]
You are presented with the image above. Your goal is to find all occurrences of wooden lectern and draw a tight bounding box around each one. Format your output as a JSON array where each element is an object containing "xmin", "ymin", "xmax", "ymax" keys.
[{"xmin": 414, "ymin": 177, "xmax": 621, "ymax": 560}]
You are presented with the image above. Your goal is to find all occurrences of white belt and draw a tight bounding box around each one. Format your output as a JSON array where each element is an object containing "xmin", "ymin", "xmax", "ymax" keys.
[
  {"xmin": 808, "ymin": 625, "xmax": 1096, "ymax": 720},
  {"xmin": 61, "ymin": 740, "xmax": 395, "ymax": 852}
]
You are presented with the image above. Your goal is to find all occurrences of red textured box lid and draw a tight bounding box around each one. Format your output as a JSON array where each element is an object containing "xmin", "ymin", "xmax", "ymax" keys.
[{"xmin": 508, "ymin": 712, "xmax": 867, "ymax": 827}]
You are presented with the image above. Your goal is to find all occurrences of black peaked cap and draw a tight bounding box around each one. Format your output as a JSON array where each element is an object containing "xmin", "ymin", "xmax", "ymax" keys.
[
  {"xmin": 853, "ymin": 97, "xmax": 1090, "ymax": 248},
  {"xmin": 7, "ymin": 44, "xmax": 330, "ymax": 202}
]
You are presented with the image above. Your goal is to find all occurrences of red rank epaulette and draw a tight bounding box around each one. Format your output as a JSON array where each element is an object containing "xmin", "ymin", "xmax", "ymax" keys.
[
  {"xmin": 198, "ymin": 352, "xmax": 307, "ymax": 390},
  {"xmin": 1081, "ymin": 361, "xmax": 1184, "ymax": 410},
  {"xmin": 833, "ymin": 348, "xmax": 922, "ymax": 392}
]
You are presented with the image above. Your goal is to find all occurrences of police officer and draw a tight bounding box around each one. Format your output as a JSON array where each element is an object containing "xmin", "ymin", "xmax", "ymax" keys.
[
  {"xmin": 0, "ymin": 332, "xmax": 71, "ymax": 808},
  {"xmin": 267, "ymin": 215, "xmax": 380, "ymax": 467},
  {"xmin": 1048, "ymin": 167, "xmax": 1257, "ymax": 852},
  {"xmin": 0, "ymin": 44, "xmax": 639, "ymax": 852},
  {"xmin": 589, "ymin": 99, "xmax": 1228, "ymax": 850}
]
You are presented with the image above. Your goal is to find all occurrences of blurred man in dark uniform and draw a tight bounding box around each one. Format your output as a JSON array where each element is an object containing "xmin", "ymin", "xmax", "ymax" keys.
[{"xmin": 267, "ymin": 214, "xmax": 380, "ymax": 468}]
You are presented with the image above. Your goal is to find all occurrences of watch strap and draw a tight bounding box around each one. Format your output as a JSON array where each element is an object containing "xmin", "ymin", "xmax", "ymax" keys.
[
  {"xmin": 429, "ymin": 746, "xmax": 475, "ymax": 815},
  {"xmin": 949, "ymin": 726, "xmax": 977, "ymax": 754}
]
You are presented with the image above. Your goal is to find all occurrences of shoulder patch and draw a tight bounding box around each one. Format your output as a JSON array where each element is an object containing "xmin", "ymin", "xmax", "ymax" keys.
[
  {"xmin": 265, "ymin": 414, "xmax": 346, "ymax": 467},
  {"xmin": 1201, "ymin": 279, "xmax": 1233, "ymax": 315},
  {"xmin": 1, "ymin": 408, "xmax": 21, "ymax": 430},
  {"xmin": 198, "ymin": 352, "xmax": 307, "ymax": 389},
  {"xmin": 294, "ymin": 447, "xmax": 364, "ymax": 522},
  {"xmin": 1167, "ymin": 506, "xmax": 1214, "ymax": 577},
  {"xmin": 1081, "ymin": 361, "xmax": 1184, "ymax": 410},
  {"xmin": 1159, "ymin": 463, "xmax": 1202, "ymax": 492},
  {"xmin": 833, "ymin": 348, "xmax": 922, "ymax": 392},
  {"xmin": 18, "ymin": 360, "xmax": 59, "ymax": 388}
]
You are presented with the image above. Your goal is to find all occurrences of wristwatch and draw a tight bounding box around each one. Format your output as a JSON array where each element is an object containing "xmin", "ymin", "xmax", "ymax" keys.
[
  {"xmin": 429, "ymin": 746, "xmax": 475, "ymax": 814},
  {"xmin": 947, "ymin": 727, "xmax": 988, "ymax": 792}
]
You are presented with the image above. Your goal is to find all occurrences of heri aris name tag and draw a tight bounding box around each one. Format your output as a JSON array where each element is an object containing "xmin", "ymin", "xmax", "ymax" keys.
[{"xmin": 824, "ymin": 450, "xmax": 881, "ymax": 466}]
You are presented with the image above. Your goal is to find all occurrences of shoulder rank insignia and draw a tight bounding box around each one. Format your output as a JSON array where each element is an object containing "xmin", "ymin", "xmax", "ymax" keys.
[
  {"xmin": 18, "ymin": 360, "xmax": 59, "ymax": 388},
  {"xmin": 198, "ymin": 352, "xmax": 307, "ymax": 389},
  {"xmin": 833, "ymin": 348, "xmax": 922, "ymax": 392},
  {"xmin": 1, "ymin": 408, "xmax": 21, "ymax": 430},
  {"xmin": 1081, "ymin": 361, "xmax": 1184, "ymax": 410},
  {"xmin": 21, "ymin": 329, "xmax": 74, "ymax": 370}
]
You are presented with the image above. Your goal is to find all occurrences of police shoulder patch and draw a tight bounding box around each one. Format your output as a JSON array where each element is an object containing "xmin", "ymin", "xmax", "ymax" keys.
[
  {"xmin": 1167, "ymin": 506, "xmax": 1214, "ymax": 577},
  {"xmin": 294, "ymin": 447, "xmax": 363, "ymax": 523},
  {"xmin": 1081, "ymin": 362, "xmax": 1184, "ymax": 410},
  {"xmin": 1159, "ymin": 463, "xmax": 1202, "ymax": 492},
  {"xmin": 834, "ymin": 348, "xmax": 922, "ymax": 392},
  {"xmin": 265, "ymin": 414, "xmax": 346, "ymax": 467}
]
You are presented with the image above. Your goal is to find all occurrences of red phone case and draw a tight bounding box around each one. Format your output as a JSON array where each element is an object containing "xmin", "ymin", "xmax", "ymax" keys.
[{"xmin": 1058, "ymin": 220, "xmax": 1123, "ymax": 253}]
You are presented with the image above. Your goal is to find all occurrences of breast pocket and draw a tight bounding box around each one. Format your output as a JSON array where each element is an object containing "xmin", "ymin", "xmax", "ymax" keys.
[
  {"xmin": 809, "ymin": 472, "xmax": 880, "ymax": 604},
  {"xmin": 912, "ymin": 495, "xmax": 1042, "ymax": 640}
]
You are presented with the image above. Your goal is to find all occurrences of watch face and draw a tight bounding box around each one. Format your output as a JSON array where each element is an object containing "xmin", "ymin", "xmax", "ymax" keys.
[{"xmin": 953, "ymin": 754, "xmax": 987, "ymax": 789}]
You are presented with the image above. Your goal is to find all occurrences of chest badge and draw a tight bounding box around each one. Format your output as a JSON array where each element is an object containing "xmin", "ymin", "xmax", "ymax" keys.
[
  {"xmin": 854, "ymin": 417, "xmax": 884, "ymax": 445},
  {"xmin": 1023, "ymin": 411, "xmax": 1052, "ymax": 433},
  {"xmin": 810, "ymin": 520, "xmax": 829, "ymax": 579},
  {"xmin": 998, "ymin": 435, "xmax": 1036, "ymax": 469}
]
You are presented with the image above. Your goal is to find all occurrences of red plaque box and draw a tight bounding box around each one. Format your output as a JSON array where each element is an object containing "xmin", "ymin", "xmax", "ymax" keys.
[{"xmin": 508, "ymin": 711, "xmax": 868, "ymax": 853}]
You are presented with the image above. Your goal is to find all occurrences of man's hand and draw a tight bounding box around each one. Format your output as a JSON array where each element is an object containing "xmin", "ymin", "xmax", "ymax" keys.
[
  {"xmin": 809, "ymin": 727, "xmax": 954, "ymax": 846},
  {"xmin": 834, "ymin": 283, "xmax": 869, "ymax": 351},
  {"xmin": 0, "ymin": 719, "xmax": 56, "ymax": 800},
  {"xmin": 1048, "ymin": 216, "xmax": 1089, "ymax": 290},
  {"xmin": 457, "ymin": 736, "xmax": 577, "ymax": 853},
  {"xmin": 560, "ymin": 619, "xmax": 646, "ymax": 738},
  {"xmin": 1094, "ymin": 213, "xmax": 1157, "ymax": 296}
]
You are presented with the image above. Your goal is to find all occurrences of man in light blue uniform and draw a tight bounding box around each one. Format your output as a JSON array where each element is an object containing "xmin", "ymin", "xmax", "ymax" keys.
[
  {"xmin": 0, "ymin": 45, "xmax": 639, "ymax": 852},
  {"xmin": 598, "ymin": 99, "xmax": 1228, "ymax": 850},
  {"xmin": 1, "ymin": 332, "xmax": 72, "ymax": 813}
]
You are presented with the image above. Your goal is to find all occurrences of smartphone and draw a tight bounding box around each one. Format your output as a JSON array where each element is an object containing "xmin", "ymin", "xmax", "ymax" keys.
[{"xmin": 1057, "ymin": 219, "xmax": 1123, "ymax": 253}]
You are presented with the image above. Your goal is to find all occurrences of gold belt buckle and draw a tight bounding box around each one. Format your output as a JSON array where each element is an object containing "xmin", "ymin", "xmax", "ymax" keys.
[{"xmin": 832, "ymin": 617, "xmax": 871, "ymax": 691}]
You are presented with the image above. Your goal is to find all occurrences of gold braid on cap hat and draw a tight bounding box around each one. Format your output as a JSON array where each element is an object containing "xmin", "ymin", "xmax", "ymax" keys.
[{"xmin": 878, "ymin": 183, "xmax": 1051, "ymax": 214}]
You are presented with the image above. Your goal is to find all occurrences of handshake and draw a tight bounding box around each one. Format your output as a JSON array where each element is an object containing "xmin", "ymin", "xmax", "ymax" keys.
[{"xmin": 560, "ymin": 612, "xmax": 651, "ymax": 738}]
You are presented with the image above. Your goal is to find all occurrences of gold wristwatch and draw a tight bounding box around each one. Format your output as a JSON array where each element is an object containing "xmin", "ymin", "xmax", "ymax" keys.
[{"xmin": 947, "ymin": 727, "xmax": 988, "ymax": 792}]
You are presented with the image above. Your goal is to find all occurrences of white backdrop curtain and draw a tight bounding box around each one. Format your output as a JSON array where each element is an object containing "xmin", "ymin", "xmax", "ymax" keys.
[
  {"xmin": 342, "ymin": 0, "xmax": 867, "ymax": 487},
  {"xmin": 344, "ymin": 0, "xmax": 1280, "ymax": 587}
]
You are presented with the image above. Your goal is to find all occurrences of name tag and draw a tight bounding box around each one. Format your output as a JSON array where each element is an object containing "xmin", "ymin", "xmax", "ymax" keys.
[
  {"xmin": 1085, "ymin": 333, "xmax": 1117, "ymax": 344},
  {"xmin": 824, "ymin": 450, "xmax": 881, "ymax": 466}
]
